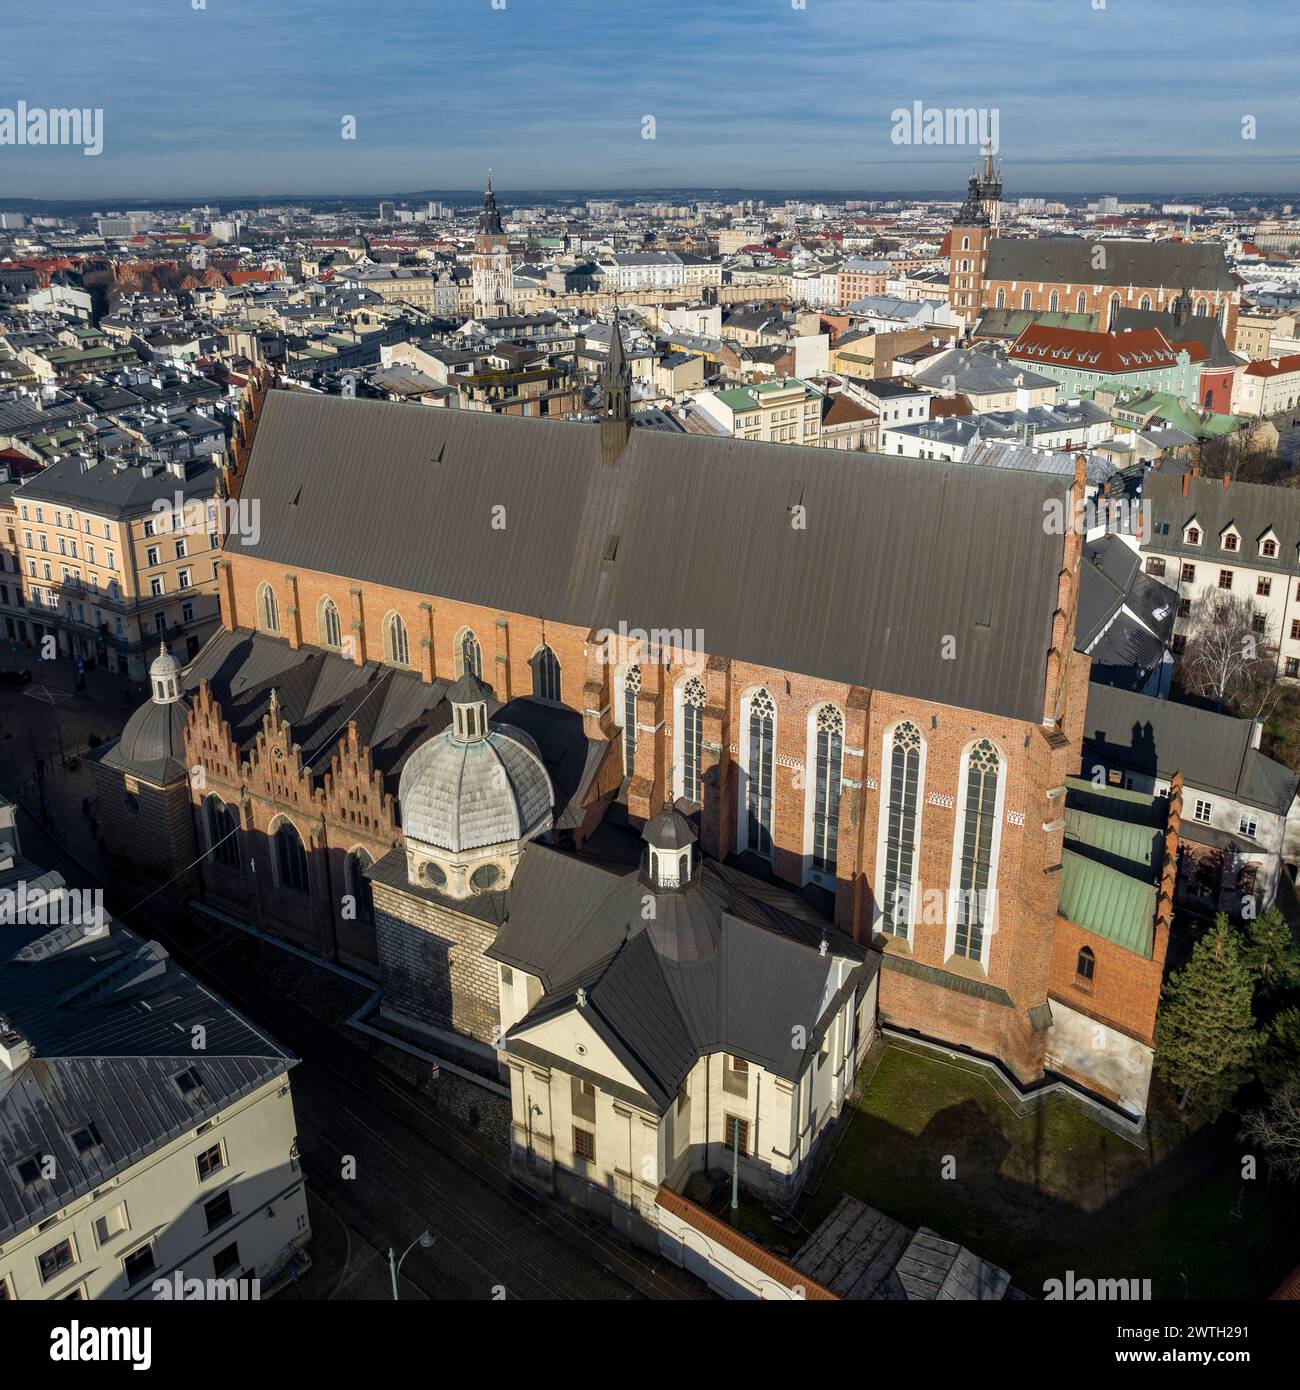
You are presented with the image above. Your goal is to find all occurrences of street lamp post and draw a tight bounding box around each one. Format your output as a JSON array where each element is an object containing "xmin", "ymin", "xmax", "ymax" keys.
[{"xmin": 389, "ymin": 1230, "xmax": 435, "ymax": 1300}]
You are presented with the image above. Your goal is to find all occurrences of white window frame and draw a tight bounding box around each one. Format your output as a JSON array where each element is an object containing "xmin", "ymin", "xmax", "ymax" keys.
[
  {"xmin": 874, "ymin": 719, "xmax": 928, "ymax": 937},
  {"xmin": 736, "ymin": 686, "xmax": 777, "ymax": 859},
  {"xmin": 944, "ymin": 738, "xmax": 1007, "ymax": 968}
]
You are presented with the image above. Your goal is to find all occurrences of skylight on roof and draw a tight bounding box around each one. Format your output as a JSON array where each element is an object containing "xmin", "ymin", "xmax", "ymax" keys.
[{"xmin": 173, "ymin": 1066, "xmax": 204, "ymax": 1098}]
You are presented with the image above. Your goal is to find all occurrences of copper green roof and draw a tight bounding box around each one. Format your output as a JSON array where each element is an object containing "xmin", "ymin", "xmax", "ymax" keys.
[
  {"xmin": 975, "ymin": 308, "xmax": 1098, "ymax": 339},
  {"xmin": 1058, "ymin": 777, "xmax": 1166, "ymax": 957}
]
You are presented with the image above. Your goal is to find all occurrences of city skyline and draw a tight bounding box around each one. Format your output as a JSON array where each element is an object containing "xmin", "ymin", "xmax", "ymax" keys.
[{"xmin": 2, "ymin": 0, "xmax": 1299, "ymax": 199}]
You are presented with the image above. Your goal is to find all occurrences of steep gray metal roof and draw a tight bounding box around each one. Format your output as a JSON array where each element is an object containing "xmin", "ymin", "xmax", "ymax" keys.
[
  {"xmin": 1112, "ymin": 307, "xmax": 1243, "ymax": 367},
  {"xmin": 0, "ymin": 852, "xmax": 293, "ymax": 1244},
  {"xmin": 1082, "ymin": 683, "xmax": 1299, "ymax": 814},
  {"xmin": 491, "ymin": 841, "xmax": 874, "ymax": 1111},
  {"xmin": 16, "ymin": 455, "xmax": 219, "ymax": 519},
  {"xmin": 1077, "ymin": 535, "xmax": 1176, "ymax": 689},
  {"xmin": 234, "ymin": 391, "xmax": 1072, "ymax": 723},
  {"xmin": 170, "ymin": 627, "xmax": 599, "ymax": 827},
  {"xmin": 1144, "ymin": 469, "xmax": 1300, "ymax": 577},
  {"xmin": 984, "ymin": 238, "xmax": 1236, "ymax": 292}
]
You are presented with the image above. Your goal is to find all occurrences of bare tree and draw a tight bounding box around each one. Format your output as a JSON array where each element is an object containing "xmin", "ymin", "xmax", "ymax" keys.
[
  {"xmin": 1177, "ymin": 589, "xmax": 1283, "ymax": 720},
  {"xmin": 1197, "ymin": 426, "xmax": 1287, "ymax": 485},
  {"xmin": 1240, "ymin": 1078, "xmax": 1300, "ymax": 1184}
]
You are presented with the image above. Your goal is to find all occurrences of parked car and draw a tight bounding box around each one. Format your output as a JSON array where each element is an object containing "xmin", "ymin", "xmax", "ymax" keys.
[{"xmin": 0, "ymin": 668, "xmax": 33, "ymax": 688}]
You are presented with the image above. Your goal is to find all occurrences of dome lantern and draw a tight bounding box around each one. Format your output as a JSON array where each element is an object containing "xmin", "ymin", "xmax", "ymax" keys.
[
  {"xmin": 150, "ymin": 642, "xmax": 182, "ymax": 704},
  {"xmin": 447, "ymin": 671, "xmax": 490, "ymax": 743},
  {"xmin": 642, "ymin": 805, "xmax": 697, "ymax": 892}
]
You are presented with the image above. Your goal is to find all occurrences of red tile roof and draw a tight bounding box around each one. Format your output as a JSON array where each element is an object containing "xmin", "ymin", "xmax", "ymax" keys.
[
  {"xmin": 654, "ymin": 1186, "xmax": 837, "ymax": 1299},
  {"xmin": 822, "ymin": 394, "xmax": 878, "ymax": 427},
  {"xmin": 1009, "ymin": 324, "xmax": 1187, "ymax": 373},
  {"xmin": 1243, "ymin": 353, "xmax": 1300, "ymax": 378}
]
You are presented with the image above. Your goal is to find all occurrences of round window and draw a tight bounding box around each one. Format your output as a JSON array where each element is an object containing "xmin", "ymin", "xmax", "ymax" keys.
[
  {"xmin": 423, "ymin": 861, "xmax": 446, "ymax": 887},
  {"xmin": 471, "ymin": 863, "xmax": 501, "ymax": 890}
]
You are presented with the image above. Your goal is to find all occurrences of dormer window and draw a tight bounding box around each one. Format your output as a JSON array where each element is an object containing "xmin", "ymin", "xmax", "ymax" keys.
[
  {"xmin": 1186, "ymin": 526, "xmax": 1201, "ymax": 545},
  {"xmin": 1222, "ymin": 532, "xmax": 1239, "ymax": 552},
  {"xmin": 1261, "ymin": 537, "xmax": 1278, "ymax": 558}
]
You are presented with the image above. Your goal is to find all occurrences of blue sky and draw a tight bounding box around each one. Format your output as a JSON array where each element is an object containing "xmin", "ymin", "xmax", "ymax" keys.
[{"xmin": 2, "ymin": 0, "xmax": 1298, "ymax": 200}]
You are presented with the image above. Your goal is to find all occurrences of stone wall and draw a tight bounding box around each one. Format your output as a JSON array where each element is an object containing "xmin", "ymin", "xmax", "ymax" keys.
[{"xmin": 373, "ymin": 880, "xmax": 501, "ymax": 1045}]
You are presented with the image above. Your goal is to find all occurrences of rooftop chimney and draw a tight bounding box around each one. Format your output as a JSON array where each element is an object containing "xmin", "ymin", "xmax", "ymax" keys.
[
  {"xmin": 1181, "ymin": 472, "xmax": 1189, "ymax": 497},
  {"xmin": 0, "ymin": 1019, "xmax": 32, "ymax": 1073}
]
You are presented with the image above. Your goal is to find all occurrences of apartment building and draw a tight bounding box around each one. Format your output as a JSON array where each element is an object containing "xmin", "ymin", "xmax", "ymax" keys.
[
  {"xmin": 1231, "ymin": 353, "xmax": 1300, "ymax": 418},
  {"xmin": 600, "ymin": 252, "xmax": 685, "ymax": 293},
  {"xmin": 0, "ymin": 802, "xmax": 310, "ymax": 1300},
  {"xmin": 1141, "ymin": 468, "xmax": 1300, "ymax": 678},
  {"xmin": 15, "ymin": 454, "xmax": 225, "ymax": 680},
  {"xmin": 688, "ymin": 377, "xmax": 822, "ymax": 444},
  {"xmin": 0, "ymin": 476, "xmax": 30, "ymax": 645},
  {"xmin": 1234, "ymin": 310, "xmax": 1296, "ymax": 363}
]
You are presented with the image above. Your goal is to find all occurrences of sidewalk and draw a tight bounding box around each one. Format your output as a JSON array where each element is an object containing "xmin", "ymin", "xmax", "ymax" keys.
[{"xmin": 1, "ymin": 642, "xmax": 145, "ymax": 712}]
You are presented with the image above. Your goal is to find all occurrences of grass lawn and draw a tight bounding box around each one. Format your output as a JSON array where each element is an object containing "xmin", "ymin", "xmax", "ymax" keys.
[{"xmin": 798, "ymin": 1044, "xmax": 1299, "ymax": 1299}]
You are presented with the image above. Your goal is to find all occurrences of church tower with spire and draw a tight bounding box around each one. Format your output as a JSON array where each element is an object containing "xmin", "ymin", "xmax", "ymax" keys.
[
  {"xmin": 599, "ymin": 308, "xmax": 632, "ymax": 465},
  {"xmin": 976, "ymin": 141, "xmax": 1003, "ymax": 233},
  {"xmin": 471, "ymin": 171, "xmax": 513, "ymax": 316},
  {"xmin": 948, "ymin": 165, "xmax": 993, "ymax": 329}
]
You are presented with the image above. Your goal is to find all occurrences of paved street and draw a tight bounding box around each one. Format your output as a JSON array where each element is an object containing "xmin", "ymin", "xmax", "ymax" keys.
[{"xmin": 1, "ymin": 700, "xmax": 708, "ymax": 1302}]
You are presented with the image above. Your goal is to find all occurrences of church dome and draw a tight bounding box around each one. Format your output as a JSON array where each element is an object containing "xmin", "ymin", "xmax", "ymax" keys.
[
  {"xmin": 398, "ymin": 674, "xmax": 553, "ymax": 856},
  {"xmin": 117, "ymin": 699, "xmax": 190, "ymax": 768}
]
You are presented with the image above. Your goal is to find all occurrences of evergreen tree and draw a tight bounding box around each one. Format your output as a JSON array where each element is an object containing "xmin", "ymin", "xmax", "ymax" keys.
[
  {"xmin": 1240, "ymin": 907, "xmax": 1300, "ymax": 996},
  {"xmin": 1156, "ymin": 920, "xmax": 1258, "ymax": 1121},
  {"xmin": 1258, "ymin": 1006, "xmax": 1300, "ymax": 1094}
]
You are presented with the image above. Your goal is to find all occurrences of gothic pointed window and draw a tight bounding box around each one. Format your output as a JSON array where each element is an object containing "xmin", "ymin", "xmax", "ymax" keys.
[
  {"xmin": 1139, "ymin": 294, "xmax": 1151, "ymax": 311},
  {"xmin": 256, "ymin": 582, "xmax": 279, "ymax": 634},
  {"xmin": 274, "ymin": 820, "xmax": 310, "ymax": 896},
  {"xmin": 881, "ymin": 722, "xmax": 922, "ymax": 937},
  {"xmin": 622, "ymin": 665, "xmax": 641, "ymax": 774},
  {"xmin": 457, "ymin": 629, "xmax": 482, "ymax": 678},
  {"xmin": 1076, "ymin": 290, "xmax": 1087, "ymax": 315},
  {"xmin": 531, "ymin": 644, "xmax": 561, "ymax": 702},
  {"xmin": 319, "ymin": 596, "xmax": 341, "ymax": 649},
  {"xmin": 811, "ymin": 705, "xmax": 843, "ymax": 873},
  {"xmin": 205, "ymin": 796, "xmax": 239, "ymax": 869},
  {"xmin": 954, "ymin": 740, "xmax": 1000, "ymax": 961},
  {"xmin": 1021, "ymin": 289, "xmax": 1032, "ymax": 310},
  {"xmin": 995, "ymin": 288, "xmax": 1005, "ymax": 309},
  {"xmin": 680, "ymin": 675, "xmax": 706, "ymax": 803},
  {"xmin": 1048, "ymin": 290, "xmax": 1060, "ymax": 312},
  {"xmin": 745, "ymin": 688, "xmax": 775, "ymax": 858},
  {"xmin": 384, "ymin": 611, "xmax": 409, "ymax": 667}
]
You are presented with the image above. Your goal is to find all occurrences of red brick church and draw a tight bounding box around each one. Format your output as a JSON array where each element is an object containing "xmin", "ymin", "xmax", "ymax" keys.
[{"xmin": 92, "ymin": 336, "xmax": 1180, "ymax": 1126}]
